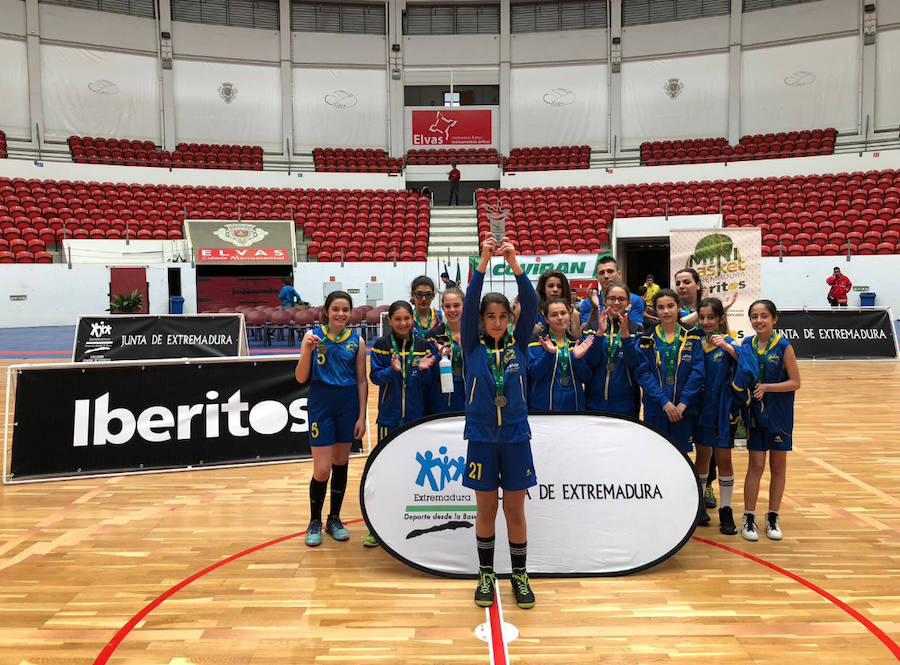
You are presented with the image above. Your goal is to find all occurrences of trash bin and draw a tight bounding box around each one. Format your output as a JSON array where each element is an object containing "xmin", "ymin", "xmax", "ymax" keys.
[
  {"xmin": 859, "ymin": 292, "xmax": 876, "ymax": 307},
  {"xmin": 169, "ymin": 295, "xmax": 185, "ymax": 314}
]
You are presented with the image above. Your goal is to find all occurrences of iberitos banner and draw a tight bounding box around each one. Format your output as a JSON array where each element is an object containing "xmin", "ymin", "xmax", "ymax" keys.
[
  {"xmin": 669, "ymin": 228, "xmax": 762, "ymax": 338},
  {"xmin": 411, "ymin": 109, "xmax": 492, "ymax": 146},
  {"xmin": 186, "ymin": 220, "xmax": 295, "ymax": 264},
  {"xmin": 7, "ymin": 357, "xmax": 361, "ymax": 481}
]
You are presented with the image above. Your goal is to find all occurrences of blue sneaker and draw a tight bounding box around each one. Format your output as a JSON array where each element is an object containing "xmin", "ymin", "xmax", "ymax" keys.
[
  {"xmin": 325, "ymin": 516, "xmax": 350, "ymax": 542},
  {"xmin": 305, "ymin": 519, "xmax": 322, "ymax": 547}
]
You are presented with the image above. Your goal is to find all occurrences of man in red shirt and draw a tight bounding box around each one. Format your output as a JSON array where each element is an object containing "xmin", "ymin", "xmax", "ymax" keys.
[
  {"xmin": 448, "ymin": 163, "xmax": 461, "ymax": 206},
  {"xmin": 826, "ymin": 266, "xmax": 852, "ymax": 307}
]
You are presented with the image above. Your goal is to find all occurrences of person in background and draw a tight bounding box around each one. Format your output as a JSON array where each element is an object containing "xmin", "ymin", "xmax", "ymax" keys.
[
  {"xmin": 642, "ymin": 274, "xmax": 660, "ymax": 310},
  {"xmin": 279, "ymin": 277, "xmax": 301, "ymax": 309},
  {"xmin": 410, "ymin": 276, "xmax": 443, "ymax": 338},
  {"xmin": 580, "ymin": 257, "xmax": 646, "ymax": 329},
  {"xmin": 826, "ymin": 266, "xmax": 852, "ymax": 307},
  {"xmin": 441, "ymin": 271, "xmax": 458, "ymax": 290},
  {"xmin": 448, "ymin": 163, "xmax": 461, "ymax": 206}
]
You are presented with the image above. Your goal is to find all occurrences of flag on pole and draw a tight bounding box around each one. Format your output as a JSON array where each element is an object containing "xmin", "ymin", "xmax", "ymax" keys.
[{"xmin": 455, "ymin": 259, "xmax": 461, "ymax": 285}]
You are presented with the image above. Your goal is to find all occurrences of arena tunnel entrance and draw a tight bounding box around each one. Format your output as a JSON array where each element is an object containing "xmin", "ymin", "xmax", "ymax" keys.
[{"xmin": 622, "ymin": 240, "xmax": 670, "ymax": 293}]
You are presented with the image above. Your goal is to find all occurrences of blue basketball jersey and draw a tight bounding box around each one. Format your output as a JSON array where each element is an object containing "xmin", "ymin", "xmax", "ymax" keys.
[{"xmin": 307, "ymin": 326, "xmax": 361, "ymax": 387}]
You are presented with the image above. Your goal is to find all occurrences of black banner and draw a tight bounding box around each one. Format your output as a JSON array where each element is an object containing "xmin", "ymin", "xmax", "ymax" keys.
[
  {"xmin": 775, "ymin": 309, "xmax": 898, "ymax": 359},
  {"xmin": 10, "ymin": 359, "xmax": 362, "ymax": 480},
  {"xmin": 73, "ymin": 315, "xmax": 244, "ymax": 362}
]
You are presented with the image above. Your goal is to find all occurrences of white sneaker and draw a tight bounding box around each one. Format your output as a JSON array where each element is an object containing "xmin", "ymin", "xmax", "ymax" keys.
[
  {"xmin": 742, "ymin": 512, "xmax": 759, "ymax": 541},
  {"xmin": 765, "ymin": 512, "xmax": 783, "ymax": 540}
]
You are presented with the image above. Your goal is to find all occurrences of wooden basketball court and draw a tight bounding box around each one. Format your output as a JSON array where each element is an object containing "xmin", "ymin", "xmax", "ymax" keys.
[{"xmin": 1, "ymin": 359, "xmax": 899, "ymax": 664}]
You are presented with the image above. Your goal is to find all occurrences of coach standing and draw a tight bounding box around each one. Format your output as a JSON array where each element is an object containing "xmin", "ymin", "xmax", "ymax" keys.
[
  {"xmin": 826, "ymin": 266, "xmax": 852, "ymax": 307},
  {"xmin": 447, "ymin": 163, "xmax": 461, "ymax": 206}
]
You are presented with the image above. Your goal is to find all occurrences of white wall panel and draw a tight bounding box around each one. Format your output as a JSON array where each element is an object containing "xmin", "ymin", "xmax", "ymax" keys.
[
  {"xmin": 0, "ymin": 38, "xmax": 30, "ymax": 137},
  {"xmin": 741, "ymin": 36, "xmax": 859, "ymax": 136},
  {"xmin": 510, "ymin": 64, "xmax": 608, "ymax": 149},
  {"xmin": 293, "ymin": 68, "xmax": 387, "ymax": 150},
  {"xmin": 41, "ymin": 44, "xmax": 161, "ymax": 141},
  {"xmin": 0, "ymin": 0, "xmax": 26, "ymax": 37},
  {"xmin": 875, "ymin": 29, "xmax": 900, "ymax": 131},
  {"xmin": 174, "ymin": 59, "xmax": 282, "ymax": 149},
  {"xmin": 621, "ymin": 53, "xmax": 728, "ymax": 148}
]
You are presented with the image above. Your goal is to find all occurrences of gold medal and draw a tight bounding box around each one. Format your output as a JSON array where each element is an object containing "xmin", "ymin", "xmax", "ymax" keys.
[
  {"xmin": 494, "ymin": 395, "xmax": 507, "ymax": 407},
  {"xmin": 666, "ymin": 376, "xmax": 675, "ymax": 385},
  {"xmin": 607, "ymin": 362, "xmax": 616, "ymax": 372},
  {"xmin": 560, "ymin": 376, "xmax": 570, "ymax": 386}
]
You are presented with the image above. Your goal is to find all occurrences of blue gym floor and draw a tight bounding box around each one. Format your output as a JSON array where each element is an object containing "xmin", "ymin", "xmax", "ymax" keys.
[{"xmin": 0, "ymin": 325, "xmax": 305, "ymax": 360}]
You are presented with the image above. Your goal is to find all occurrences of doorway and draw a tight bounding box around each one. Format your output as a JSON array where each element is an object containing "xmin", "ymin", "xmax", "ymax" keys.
[{"xmin": 623, "ymin": 241, "xmax": 670, "ymax": 292}]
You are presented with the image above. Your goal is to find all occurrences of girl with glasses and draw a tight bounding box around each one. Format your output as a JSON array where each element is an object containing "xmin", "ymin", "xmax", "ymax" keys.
[
  {"xmin": 583, "ymin": 282, "xmax": 644, "ymax": 417},
  {"xmin": 409, "ymin": 276, "xmax": 443, "ymax": 338}
]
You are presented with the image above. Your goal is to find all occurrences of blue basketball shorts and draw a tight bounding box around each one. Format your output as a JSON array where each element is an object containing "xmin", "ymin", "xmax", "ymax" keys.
[
  {"xmin": 747, "ymin": 428, "xmax": 792, "ymax": 452},
  {"xmin": 462, "ymin": 440, "xmax": 537, "ymax": 492},
  {"xmin": 308, "ymin": 384, "xmax": 358, "ymax": 447}
]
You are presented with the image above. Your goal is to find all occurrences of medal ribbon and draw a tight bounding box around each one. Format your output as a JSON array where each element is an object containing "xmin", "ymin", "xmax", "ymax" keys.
[
  {"xmin": 752, "ymin": 334, "xmax": 778, "ymax": 383},
  {"xmin": 449, "ymin": 334, "xmax": 462, "ymax": 372},
  {"xmin": 556, "ymin": 338, "xmax": 570, "ymax": 375},
  {"xmin": 413, "ymin": 308, "xmax": 433, "ymax": 333},
  {"xmin": 484, "ymin": 343, "xmax": 506, "ymax": 399},
  {"xmin": 390, "ymin": 333, "xmax": 414, "ymax": 382},
  {"xmin": 657, "ymin": 325, "xmax": 682, "ymax": 382},
  {"xmin": 606, "ymin": 324, "xmax": 622, "ymax": 368}
]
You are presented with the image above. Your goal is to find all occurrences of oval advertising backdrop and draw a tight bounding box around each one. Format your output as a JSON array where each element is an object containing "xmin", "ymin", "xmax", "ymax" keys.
[{"xmin": 361, "ymin": 413, "xmax": 701, "ymax": 577}]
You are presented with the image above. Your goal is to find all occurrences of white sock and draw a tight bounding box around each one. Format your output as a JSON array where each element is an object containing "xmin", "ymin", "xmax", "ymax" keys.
[{"xmin": 718, "ymin": 475, "xmax": 735, "ymax": 507}]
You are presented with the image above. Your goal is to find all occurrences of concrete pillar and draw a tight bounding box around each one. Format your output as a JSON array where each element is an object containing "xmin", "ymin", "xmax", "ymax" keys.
[
  {"xmin": 609, "ymin": 0, "xmax": 622, "ymax": 156},
  {"xmin": 24, "ymin": 0, "xmax": 43, "ymax": 147},
  {"xmin": 158, "ymin": 0, "xmax": 176, "ymax": 150},
  {"xmin": 387, "ymin": 0, "xmax": 405, "ymax": 157},
  {"xmin": 727, "ymin": 0, "xmax": 742, "ymax": 145},
  {"xmin": 280, "ymin": 0, "xmax": 294, "ymax": 158},
  {"xmin": 499, "ymin": 0, "xmax": 510, "ymax": 155}
]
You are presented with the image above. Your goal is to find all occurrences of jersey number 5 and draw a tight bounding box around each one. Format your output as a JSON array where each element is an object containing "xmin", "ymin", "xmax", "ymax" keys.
[{"xmin": 311, "ymin": 422, "xmax": 319, "ymax": 439}]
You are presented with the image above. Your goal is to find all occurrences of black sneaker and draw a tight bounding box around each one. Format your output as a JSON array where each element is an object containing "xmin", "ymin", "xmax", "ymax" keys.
[
  {"xmin": 474, "ymin": 566, "xmax": 496, "ymax": 607},
  {"xmin": 510, "ymin": 568, "xmax": 535, "ymax": 609},
  {"xmin": 718, "ymin": 506, "xmax": 738, "ymax": 535},
  {"xmin": 704, "ymin": 485, "xmax": 718, "ymax": 509},
  {"xmin": 698, "ymin": 509, "xmax": 711, "ymax": 526}
]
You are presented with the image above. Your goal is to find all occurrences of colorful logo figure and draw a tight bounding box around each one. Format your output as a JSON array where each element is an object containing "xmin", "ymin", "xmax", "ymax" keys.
[
  {"xmin": 415, "ymin": 446, "xmax": 465, "ymax": 492},
  {"xmin": 428, "ymin": 112, "xmax": 458, "ymax": 142}
]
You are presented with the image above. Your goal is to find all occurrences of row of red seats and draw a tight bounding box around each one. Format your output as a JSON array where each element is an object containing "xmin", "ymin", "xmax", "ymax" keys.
[
  {"xmin": 0, "ymin": 130, "xmax": 8, "ymax": 159},
  {"xmin": 313, "ymin": 148, "xmax": 403, "ymax": 174},
  {"xmin": 641, "ymin": 128, "xmax": 837, "ymax": 166},
  {"xmin": 68, "ymin": 136, "xmax": 264, "ymax": 170},
  {"xmin": 476, "ymin": 168, "xmax": 900, "ymax": 256},
  {"xmin": 0, "ymin": 178, "xmax": 429, "ymax": 262},
  {"xmin": 0, "ymin": 250, "xmax": 53, "ymax": 263},
  {"xmin": 503, "ymin": 145, "xmax": 590, "ymax": 172},
  {"xmin": 406, "ymin": 148, "xmax": 499, "ymax": 165},
  {"xmin": 218, "ymin": 304, "xmax": 389, "ymax": 323}
]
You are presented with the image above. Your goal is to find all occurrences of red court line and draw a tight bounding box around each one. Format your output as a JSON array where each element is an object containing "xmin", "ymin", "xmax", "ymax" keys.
[
  {"xmin": 93, "ymin": 518, "xmax": 365, "ymax": 665},
  {"xmin": 692, "ymin": 535, "xmax": 900, "ymax": 660},
  {"xmin": 93, "ymin": 525, "xmax": 900, "ymax": 663},
  {"xmin": 488, "ymin": 590, "xmax": 508, "ymax": 665}
]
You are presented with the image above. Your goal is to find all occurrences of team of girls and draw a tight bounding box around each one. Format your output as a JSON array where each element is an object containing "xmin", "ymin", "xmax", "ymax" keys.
[{"xmin": 296, "ymin": 274, "xmax": 799, "ymax": 561}]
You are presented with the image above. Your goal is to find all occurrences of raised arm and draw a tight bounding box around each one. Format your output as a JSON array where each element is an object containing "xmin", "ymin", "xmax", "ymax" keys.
[{"xmin": 461, "ymin": 236, "xmax": 495, "ymax": 353}]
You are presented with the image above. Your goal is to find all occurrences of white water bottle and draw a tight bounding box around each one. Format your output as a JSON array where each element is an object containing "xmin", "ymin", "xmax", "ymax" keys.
[{"xmin": 439, "ymin": 354, "xmax": 454, "ymax": 393}]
